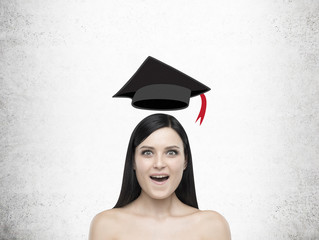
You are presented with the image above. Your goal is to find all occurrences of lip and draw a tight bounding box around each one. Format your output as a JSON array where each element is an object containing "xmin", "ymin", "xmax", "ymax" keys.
[
  {"xmin": 150, "ymin": 173, "xmax": 169, "ymax": 177},
  {"xmin": 149, "ymin": 173, "xmax": 169, "ymax": 185},
  {"xmin": 150, "ymin": 178, "xmax": 169, "ymax": 185}
]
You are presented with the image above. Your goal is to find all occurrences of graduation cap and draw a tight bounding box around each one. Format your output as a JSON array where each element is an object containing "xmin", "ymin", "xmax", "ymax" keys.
[{"xmin": 113, "ymin": 56, "xmax": 210, "ymax": 124}]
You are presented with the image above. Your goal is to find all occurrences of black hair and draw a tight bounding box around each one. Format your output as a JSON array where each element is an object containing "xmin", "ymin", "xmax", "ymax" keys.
[{"xmin": 113, "ymin": 113, "xmax": 198, "ymax": 209}]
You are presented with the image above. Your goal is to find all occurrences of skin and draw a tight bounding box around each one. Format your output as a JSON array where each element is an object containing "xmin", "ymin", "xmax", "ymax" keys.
[{"xmin": 89, "ymin": 127, "xmax": 231, "ymax": 240}]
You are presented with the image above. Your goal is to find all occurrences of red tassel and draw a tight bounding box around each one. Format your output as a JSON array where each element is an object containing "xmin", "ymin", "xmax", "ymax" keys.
[{"xmin": 195, "ymin": 94, "xmax": 207, "ymax": 125}]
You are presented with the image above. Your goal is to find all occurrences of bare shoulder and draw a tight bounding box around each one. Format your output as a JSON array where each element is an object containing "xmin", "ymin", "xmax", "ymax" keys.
[
  {"xmin": 197, "ymin": 210, "xmax": 231, "ymax": 240},
  {"xmin": 89, "ymin": 209, "xmax": 122, "ymax": 240}
]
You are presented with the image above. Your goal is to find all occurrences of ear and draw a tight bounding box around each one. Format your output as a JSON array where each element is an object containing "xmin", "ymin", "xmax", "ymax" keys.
[{"xmin": 133, "ymin": 160, "xmax": 136, "ymax": 170}]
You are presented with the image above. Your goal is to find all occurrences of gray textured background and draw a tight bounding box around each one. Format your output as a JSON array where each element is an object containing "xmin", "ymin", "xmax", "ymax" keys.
[{"xmin": 1, "ymin": 1, "xmax": 319, "ymax": 239}]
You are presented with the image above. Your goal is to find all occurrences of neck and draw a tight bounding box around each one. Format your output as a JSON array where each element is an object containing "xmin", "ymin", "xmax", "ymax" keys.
[{"xmin": 131, "ymin": 191, "xmax": 182, "ymax": 219}]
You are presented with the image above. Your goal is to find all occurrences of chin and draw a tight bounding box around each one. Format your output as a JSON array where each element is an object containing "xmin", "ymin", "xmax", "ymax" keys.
[
  {"xmin": 146, "ymin": 189, "xmax": 176, "ymax": 200},
  {"xmin": 150, "ymin": 194, "xmax": 171, "ymax": 200}
]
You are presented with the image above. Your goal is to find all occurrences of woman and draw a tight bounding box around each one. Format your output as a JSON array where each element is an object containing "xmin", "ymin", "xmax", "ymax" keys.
[{"xmin": 89, "ymin": 114, "xmax": 231, "ymax": 240}]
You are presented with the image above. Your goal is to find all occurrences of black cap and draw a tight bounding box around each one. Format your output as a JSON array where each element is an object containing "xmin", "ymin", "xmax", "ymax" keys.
[{"xmin": 113, "ymin": 56, "xmax": 210, "ymax": 111}]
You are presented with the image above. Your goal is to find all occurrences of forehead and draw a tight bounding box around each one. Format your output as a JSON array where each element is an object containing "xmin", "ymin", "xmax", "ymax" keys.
[{"xmin": 137, "ymin": 127, "xmax": 183, "ymax": 148}]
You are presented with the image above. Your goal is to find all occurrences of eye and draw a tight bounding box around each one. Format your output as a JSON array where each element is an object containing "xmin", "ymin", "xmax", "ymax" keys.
[
  {"xmin": 167, "ymin": 150, "xmax": 178, "ymax": 156},
  {"xmin": 142, "ymin": 150, "xmax": 153, "ymax": 156}
]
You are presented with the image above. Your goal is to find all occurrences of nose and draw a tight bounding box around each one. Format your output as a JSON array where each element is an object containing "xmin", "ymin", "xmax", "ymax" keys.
[{"xmin": 153, "ymin": 154, "xmax": 166, "ymax": 169}]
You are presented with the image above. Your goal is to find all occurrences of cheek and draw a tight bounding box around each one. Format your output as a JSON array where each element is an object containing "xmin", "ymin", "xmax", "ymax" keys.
[
  {"xmin": 135, "ymin": 159, "xmax": 151, "ymax": 175},
  {"xmin": 171, "ymin": 158, "xmax": 186, "ymax": 174}
]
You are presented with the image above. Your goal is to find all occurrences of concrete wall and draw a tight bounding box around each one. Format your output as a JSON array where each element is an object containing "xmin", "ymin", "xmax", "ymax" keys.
[{"xmin": 1, "ymin": 0, "xmax": 318, "ymax": 239}]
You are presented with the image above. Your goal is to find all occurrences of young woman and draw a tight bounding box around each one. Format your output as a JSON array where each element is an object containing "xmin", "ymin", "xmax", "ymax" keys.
[{"xmin": 89, "ymin": 114, "xmax": 231, "ymax": 240}]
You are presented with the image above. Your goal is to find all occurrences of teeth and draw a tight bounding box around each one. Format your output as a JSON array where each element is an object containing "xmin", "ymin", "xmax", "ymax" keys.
[{"xmin": 151, "ymin": 175, "xmax": 168, "ymax": 178}]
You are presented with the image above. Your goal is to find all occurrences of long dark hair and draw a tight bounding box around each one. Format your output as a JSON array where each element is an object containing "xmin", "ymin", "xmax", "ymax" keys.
[{"xmin": 113, "ymin": 113, "xmax": 198, "ymax": 209}]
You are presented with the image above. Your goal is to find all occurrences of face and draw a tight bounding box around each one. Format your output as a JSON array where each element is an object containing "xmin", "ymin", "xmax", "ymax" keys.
[{"xmin": 134, "ymin": 127, "xmax": 186, "ymax": 200}]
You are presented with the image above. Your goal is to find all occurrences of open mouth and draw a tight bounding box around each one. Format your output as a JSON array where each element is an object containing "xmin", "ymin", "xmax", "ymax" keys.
[{"xmin": 150, "ymin": 175, "xmax": 169, "ymax": 182}]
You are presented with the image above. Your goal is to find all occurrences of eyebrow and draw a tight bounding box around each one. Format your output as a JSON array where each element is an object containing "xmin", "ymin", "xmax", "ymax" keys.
[{"xmin": 138, "ymin": 145, "xmax": 180, "ymax": 150}]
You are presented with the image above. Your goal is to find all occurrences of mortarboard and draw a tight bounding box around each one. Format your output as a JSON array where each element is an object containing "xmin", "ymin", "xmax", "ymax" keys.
[{"xmin": 113, "ymin": 56, "xmax": 210, "ymax": 124}]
